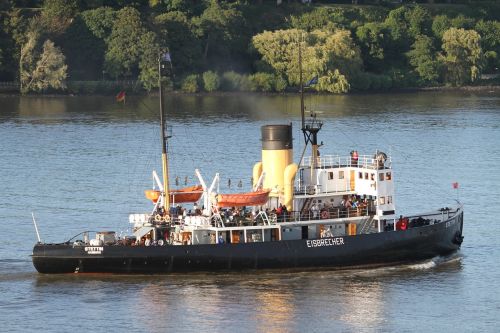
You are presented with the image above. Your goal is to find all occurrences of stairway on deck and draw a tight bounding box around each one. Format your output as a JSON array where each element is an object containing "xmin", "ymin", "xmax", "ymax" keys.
[
  {"xmin": 300, "ymin": 198, "xmax": 313, "ymax": 219},
  {"xmin": 358, "ymin": 215, "xmax": 376, "ymax": 234}
]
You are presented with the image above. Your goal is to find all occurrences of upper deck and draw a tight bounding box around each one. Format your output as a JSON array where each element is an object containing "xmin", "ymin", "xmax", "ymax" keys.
[{"xmin": 301, "ymin": 154, "xmax": 392, "ymax": 170}]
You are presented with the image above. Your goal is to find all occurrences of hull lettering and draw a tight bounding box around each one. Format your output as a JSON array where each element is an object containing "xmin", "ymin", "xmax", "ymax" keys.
[
  {"xmin": 306, "ymin": 237, "xmax": 344, "ymax": 248},
  {"xmin": 84, "ymin": 246, "xmax": 103, "ymax": 254}
]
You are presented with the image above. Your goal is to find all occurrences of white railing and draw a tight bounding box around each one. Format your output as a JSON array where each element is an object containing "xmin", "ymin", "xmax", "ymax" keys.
[
  {"xmin": 294, "ymin": 182, "xmax": 351, "ymax": 196},
  {"xmin": 301, "ymin": 154, "xmax": 392, "ymax": 169}
]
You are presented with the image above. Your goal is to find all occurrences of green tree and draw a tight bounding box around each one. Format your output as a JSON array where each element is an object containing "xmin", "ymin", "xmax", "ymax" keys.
[
  {"xmin": 440, "ymin": 28, "xmax": 484, "ymax": 86},
  {"xmin": 20, "ymin": 37, "xmax": 67, "ymax": 93},
  {"xmin": 104, "ymin": 7, "xmax": 144, "ymax": 78},
  {"xmin": 138, "ymin": 31, "xmax": 160, "ymax": 91},
  {"xmin": 81, "ymin": 7, "xmax": 116, "ymax": 40},
  {"xmin": 475, "ymin": 20, "xmax": 500, "ymax": 72},
  {"xmin": 317, "ymin": 69, "xmax": 350, "ymax": 93},
  {"xmin": 406, "ymin": 6, "xmax": 432, "ymax": 38},
  {"xmin": 192, "ymin": 0, "xmax": 248, "ymax": 70},
  {"xmin": 202, "ymin": 70, "xmax": 220, "ymax": 92},
  {"xmin": 432, "ymin": 15, "xmax": 452, "ymax": 39},
  {"xmin": 181, "ymin": 74, "xmax": 199, "ymax": 93},
  {"xmin": 252, "ymin": 29, "xmax": 362, "ymax": 93},
  {"xmin": 384, "ymin": 7, "xmax": 410, "ymax": 43},
  {"xmin": 248, "ymin": 72, "xmax": 274, "ymax": 92},
  {"xmin": 155, "ymin": 11, "xmax": 202, "ymax": 74},
  {"xmin": 407, "ymin": 35, "xmax": 441, "ymax": 84},
  {"xmin": 383, "ymin": 7, "xmax": 412, "ymax": 67},
  {"xmin": 356, "ymin": 22, "xmax": 391, "ymax": 72},
  {"xmin": 0, "ymin": 9, "xmax": 30, "ymax": 81},
  {"xmin": 450, "ymin": 15, "xmax": 475, "ymax": 30},
  {"xmin": 290, "ymin": 7, "xmax": 338, "ymax": 32},
  {"xmin": 0, "ymin": 13, "xmax": 8, "ymax": 76},
  {"xmin": 59, "ymin": 15, "xmax": 106, "ymax": 80},
  {"xmin": 40, "ymin": 0, "xmax": 79, "ymax": 35}
]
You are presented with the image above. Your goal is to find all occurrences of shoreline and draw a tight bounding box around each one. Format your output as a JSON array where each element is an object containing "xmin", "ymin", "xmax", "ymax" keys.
[{"xmin": 1, "ymin": 84, "xmax": 499, "ymax": 98}]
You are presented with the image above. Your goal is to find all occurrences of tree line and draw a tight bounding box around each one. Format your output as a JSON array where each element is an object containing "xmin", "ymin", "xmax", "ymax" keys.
[{"xmin": 0, "ymin": 0, "xmax": 499, "ymax": 94}]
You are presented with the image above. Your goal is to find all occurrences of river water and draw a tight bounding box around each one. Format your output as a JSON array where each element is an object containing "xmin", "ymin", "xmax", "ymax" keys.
[{"xmin": 0, "ymin": 91, "xmax": 499, "ymax": 332}]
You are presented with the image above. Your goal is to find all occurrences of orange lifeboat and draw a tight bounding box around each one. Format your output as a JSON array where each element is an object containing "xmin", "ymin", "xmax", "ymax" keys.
[
  {"xmin": 144, "ymin": 185, "xmax": 203, "ymax": 204},
  {"xmin": 216, "ymin": 189, "xmax": 271, "ymax": 208},
  {"xmin": 170, "ymin": 185, "xmax": 203, "ymax": 203},
  {"xmin": 145, "ymin": 189, "xmax": 161, "ymax": 203}
]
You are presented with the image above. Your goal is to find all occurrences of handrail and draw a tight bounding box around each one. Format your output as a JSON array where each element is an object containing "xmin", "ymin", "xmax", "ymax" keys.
[
  {"xmin": 273, "ymin": 206, "xmax": 370, "ymax": 224},
  {"xmin": 302, "ymin": 154, "xmax": 392, "ymax": 169}
]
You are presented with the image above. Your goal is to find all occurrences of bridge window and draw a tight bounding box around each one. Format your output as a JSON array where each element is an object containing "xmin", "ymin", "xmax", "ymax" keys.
[
  {"xmin": 379, "ymin": 173, "xmax": 385, "ymax": 181},
  {"xmin": 386, "ymin": 172, "xmax": 392, "ymax": 180},
  {"xmin": 339, "ymin": 171, "xmax": 344, "ymax": 179},
  {"xmin": 328, "ymin": 171, "xmax": 334, "ymax": 180}
]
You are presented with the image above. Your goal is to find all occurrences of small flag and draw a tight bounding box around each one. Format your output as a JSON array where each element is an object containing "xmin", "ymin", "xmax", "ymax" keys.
[
  {"xmin": 116, "ymin": 91, "xmax": 126, "ymax": 103},
  {"xmin": 452, "ymin": 182, "xmax": 459, "ymax": 189},
  {"xmin": 305, "ymin": 76, "xmax": 318, "ymax": 87}
]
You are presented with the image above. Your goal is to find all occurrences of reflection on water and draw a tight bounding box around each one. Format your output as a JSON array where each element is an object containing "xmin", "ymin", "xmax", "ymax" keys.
[
  {"xmin": 252, "ymin": 280, "xmax": 295, "ymax": 333},
  {"xmin": 340, "ymin": 281, "xmax": 384, "ymax": 331},
  {"xmin": 23, "ymin": 256, "xmax": 463, "ymax": 332}
]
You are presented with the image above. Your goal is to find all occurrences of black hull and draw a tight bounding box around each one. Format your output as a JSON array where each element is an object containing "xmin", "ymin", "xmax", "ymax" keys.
[{"xmin": 32, "ymin": 209, "xmax": 464, "ymax": 274}]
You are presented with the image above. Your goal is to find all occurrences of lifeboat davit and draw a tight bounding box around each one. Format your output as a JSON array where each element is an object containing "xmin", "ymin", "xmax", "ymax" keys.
[
  {"xmin": 217, "ymin": 189, "xmax": 271, "ymax": 208},
  {"xmin": 145, "ymin": 185, "xmax": 203, "ymax": 204}
]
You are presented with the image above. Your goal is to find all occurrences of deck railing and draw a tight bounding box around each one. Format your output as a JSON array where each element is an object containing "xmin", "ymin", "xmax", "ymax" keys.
[
  {"xmin": 294, "ymin": 183, "xmax": 351, "ymax": 196},
  {"xmin": 302, "ymin": 154, "xmax": 392, "ymax": 169},
  {"xmin": 273, "ymin": 206, "xmax": 371, "ymax": 224}
]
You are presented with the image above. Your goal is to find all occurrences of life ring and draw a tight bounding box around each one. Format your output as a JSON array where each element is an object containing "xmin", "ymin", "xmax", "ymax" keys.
[{"xmin": 321, "ymin": 210, "xmax": 330, "ymax": 219}]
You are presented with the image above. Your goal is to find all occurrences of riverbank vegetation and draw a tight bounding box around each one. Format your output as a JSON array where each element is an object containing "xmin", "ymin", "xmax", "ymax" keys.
[{"xmin": 0, "ymin": 1, "xmax": 499, "ymax": 94}]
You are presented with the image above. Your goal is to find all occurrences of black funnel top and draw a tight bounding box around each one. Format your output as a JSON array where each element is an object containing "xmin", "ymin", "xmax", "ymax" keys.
[{"xmin": 261, "ymin": 124, "xmax": 293, "ymax": 150}]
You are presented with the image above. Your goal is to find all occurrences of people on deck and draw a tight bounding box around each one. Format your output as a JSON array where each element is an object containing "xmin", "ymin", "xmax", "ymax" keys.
[
  {"xmin": 311, "ymin": 203, "xmax": 319, "ymax": 219},
  {"xmin": 276, "ymin": 204, "xmax": 283, "ymax": 222},
  {"xmin": 351, "ymin": 150, "xmax": 359, "ymax": 166},
  {"xmin": 282, "ymin": 205, "xmax": 288, "ymax": 222},
  {"xmin": 396, "ymin": 215, "xmax": 408, "ymax": 231}
]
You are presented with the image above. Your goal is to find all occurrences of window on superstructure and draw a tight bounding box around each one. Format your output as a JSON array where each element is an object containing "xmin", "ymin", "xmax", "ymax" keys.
[
  {"xmin": 365, "ymin": 172, "xmax": 369, "ymax": 180},
  {"xmin": 388, "ymin": 196, "xmax": 393, "ymax": 204},
  {"xmin": 359, "ymin": 172, "xmax": 363, "ymax": 179},
  {"xmin": 379, "ymin": 197, "xmax": 385, "ymax": 205},
  {"xmin": 339, "ymin": 171, "xmax": 344, "ymax": 179},
  {"xmin": 379, "ymin": 173, "xmax": 385, "ymax": 181},
  {"xmin": 328, "ymin": 172, "xmax": 334, "ymax": 180},
  {"xmin": 386, "ymin": 172, "xmax": 392, "ymax": 180},
  {"xmin": 371, "ymin": 173, "xmax": 375, "ymax": 181}
]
